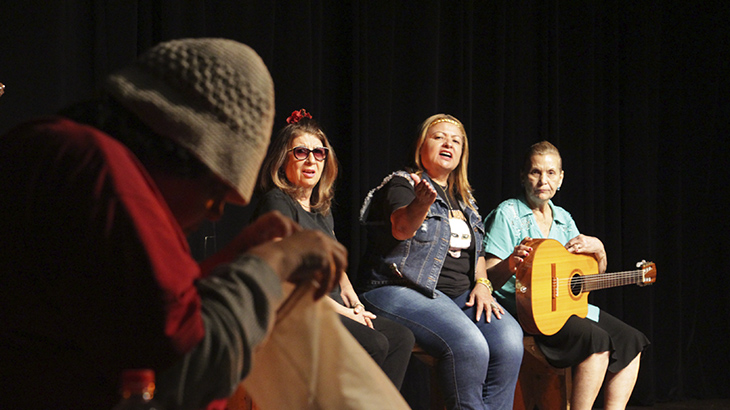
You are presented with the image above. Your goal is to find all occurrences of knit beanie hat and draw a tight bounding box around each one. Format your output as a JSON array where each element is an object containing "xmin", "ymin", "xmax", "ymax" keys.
[{"xmin": 105, "ymin": 38, "xmax": 275, "ymax": 204}]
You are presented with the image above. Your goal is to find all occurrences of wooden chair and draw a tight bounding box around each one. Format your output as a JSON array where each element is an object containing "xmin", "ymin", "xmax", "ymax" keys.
[
  {"xmin": 514, "ymin": 336, "xmax": 572, "ymax": 410},
  {"xmin": 228, "ymin": 384, "xmax": 260, "ymax": 410},
  {"xmin": 409, "ymin": 337, "xmax": 572, "ymax": 410},
  {"xmin": 411, "ymin": 344, "xmax": 447, "ymax": 410}
]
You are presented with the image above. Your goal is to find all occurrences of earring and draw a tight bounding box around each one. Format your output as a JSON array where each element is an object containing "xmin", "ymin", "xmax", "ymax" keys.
[{"xmin": 557, "ymin": 186, "xmax": 561, "ymax": 191}]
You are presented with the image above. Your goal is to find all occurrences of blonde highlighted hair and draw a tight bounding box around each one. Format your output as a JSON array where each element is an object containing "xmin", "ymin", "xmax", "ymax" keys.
[{"xmin": 412, "ymin": 114, "xmax": 476, "ymax": 211}]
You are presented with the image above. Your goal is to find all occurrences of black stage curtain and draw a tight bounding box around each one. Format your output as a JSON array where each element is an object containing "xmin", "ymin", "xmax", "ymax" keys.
[{"xmin": 2, "ymin": 1, "xmax": 728, "ymax": 405}]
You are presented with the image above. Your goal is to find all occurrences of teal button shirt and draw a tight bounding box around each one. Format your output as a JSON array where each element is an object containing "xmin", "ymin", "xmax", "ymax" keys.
[{"xmin": 482, "ymin": 194, "xmax": 600, "ymax": 322}]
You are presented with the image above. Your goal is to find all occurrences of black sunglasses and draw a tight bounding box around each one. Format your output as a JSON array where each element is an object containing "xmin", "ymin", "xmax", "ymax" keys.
[{"xmin": 288, "ymin": 146, "xmax": 329, "ymax": 161}]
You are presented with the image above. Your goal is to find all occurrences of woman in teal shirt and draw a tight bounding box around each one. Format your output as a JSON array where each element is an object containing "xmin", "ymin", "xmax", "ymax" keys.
[{"xmin": 482, "ymin": 141, "xmax": 649, "ymax": 410}]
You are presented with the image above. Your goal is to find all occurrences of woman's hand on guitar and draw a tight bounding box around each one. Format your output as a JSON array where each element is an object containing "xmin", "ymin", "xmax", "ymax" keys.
[
  {"xmin": 566, "ymin": 234, "xmax": 607, "ymax": 257},
  {"xmin": 566, "ymin": 234, "xmax": 608, "ymax": 273},
  {"xmin": 509, "ymin": 238, "xmax": 533, "ymax": 272},
  {"xmin": 566, "ymin": 234, "xmax": 599, "ymax": 253}
]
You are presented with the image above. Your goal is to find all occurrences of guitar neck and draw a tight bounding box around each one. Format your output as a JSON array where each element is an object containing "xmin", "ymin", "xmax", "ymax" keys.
[{"xmin": 578, "ymin": 269, "xmax": 647, "ymax": 292}]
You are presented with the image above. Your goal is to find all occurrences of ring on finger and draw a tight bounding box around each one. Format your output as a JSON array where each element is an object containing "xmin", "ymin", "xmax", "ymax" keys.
[{"xmin": 353, "ymin": 303, "xmax": 365, "ymax": 314}]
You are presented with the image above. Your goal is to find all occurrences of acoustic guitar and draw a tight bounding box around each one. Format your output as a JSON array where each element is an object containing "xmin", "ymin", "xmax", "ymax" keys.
[{"xmin": 514, "ymin": 238, "xmax": 656, "ymax": 336}]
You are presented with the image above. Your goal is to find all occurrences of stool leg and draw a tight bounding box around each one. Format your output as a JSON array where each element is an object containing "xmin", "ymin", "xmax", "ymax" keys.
[
  {"xmin": 515, "ymin": 338, "xmax": 571, "ymax": 410},
  {"xmin": 513, "ymin": 378, "xmax": 528, "ymax": 410}
]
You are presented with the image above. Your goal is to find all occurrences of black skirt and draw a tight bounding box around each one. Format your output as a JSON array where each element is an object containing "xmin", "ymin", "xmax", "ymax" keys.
[{"xmin": 534, "ymin": 311, "xmax": 650, "ymax": 372}]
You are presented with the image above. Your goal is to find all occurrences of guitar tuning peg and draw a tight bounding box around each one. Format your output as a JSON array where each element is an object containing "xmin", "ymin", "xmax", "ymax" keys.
[{"xmin": 636, "ymin": 260, "xmax": 647, "ymax": 268}]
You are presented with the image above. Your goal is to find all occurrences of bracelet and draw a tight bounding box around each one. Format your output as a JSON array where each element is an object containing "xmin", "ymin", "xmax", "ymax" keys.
[{"xmin": 476, "ymin": 277, "xmax": 493, "ymax": 293}]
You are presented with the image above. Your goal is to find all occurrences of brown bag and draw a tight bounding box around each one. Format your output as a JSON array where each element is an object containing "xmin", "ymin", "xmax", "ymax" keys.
[{"xmin": 231, "ymin": 283, "xmax": 410, "ymax": 409}]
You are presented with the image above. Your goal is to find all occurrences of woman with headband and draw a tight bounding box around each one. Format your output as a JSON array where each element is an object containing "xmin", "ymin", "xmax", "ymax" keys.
[{"xmin": 357, "ymin": 114, "xmax": 523, "ymax": 409}]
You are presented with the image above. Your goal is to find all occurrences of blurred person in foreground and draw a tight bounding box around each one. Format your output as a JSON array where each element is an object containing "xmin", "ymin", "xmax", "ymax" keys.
[{"xmin": 0, "ymin": 38, "xmax": 346, "ymax": 409}]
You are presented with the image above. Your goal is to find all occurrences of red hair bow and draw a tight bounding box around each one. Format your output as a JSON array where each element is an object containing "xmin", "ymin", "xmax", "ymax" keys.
[{"xmin": 286, "ymin": 109, "xmax": 312, "ymax": 124}]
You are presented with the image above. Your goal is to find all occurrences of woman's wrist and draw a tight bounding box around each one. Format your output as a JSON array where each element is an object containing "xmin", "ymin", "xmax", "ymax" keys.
[{"xmin": 475, "ymin": 277, "xmax": 493, "ymax": 293}]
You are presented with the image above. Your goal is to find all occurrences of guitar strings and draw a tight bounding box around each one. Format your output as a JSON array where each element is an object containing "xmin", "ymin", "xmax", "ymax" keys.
[{"xmin": 555, "ymin": 268, "xmax": 646, "ymax": 288}]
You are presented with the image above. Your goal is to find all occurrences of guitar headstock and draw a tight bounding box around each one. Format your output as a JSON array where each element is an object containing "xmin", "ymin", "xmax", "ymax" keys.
[{"xmin": 636, "ymin": 260, "xmax": 657, "ymax": 286}]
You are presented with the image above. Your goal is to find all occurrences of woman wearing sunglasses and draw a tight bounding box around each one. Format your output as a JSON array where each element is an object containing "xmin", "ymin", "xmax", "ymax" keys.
[
  {"xmin": 252, "ymin": 109, "xmax": 415, "ymax": 390},
  {"xmin": 357, "ymin": 114, "xmax": 524, "ymax": 409}
]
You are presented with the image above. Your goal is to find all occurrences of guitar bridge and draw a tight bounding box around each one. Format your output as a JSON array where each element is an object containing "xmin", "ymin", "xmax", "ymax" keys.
[{"xmin": 552, "ymin": 263, "xmax": 558, "ymax": 311}]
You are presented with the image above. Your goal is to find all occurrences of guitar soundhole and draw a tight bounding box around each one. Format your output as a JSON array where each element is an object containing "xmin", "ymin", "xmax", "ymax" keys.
[{"xmin": 569, "ymin": 272, "xmax": 583, "ymax": 297}]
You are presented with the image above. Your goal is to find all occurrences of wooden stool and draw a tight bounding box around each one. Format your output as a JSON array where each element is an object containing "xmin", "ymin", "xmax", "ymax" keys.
[
  {"xmin": 228, "ymin": 384, "xmax": 260, "ymax": 410},
  {"xmin": 514, "ymin": 336, "xmax": 572, "ymax": 410},
  {"xmin": 411, "ymin": 344, "xmax": 446, "ymax": 410}
]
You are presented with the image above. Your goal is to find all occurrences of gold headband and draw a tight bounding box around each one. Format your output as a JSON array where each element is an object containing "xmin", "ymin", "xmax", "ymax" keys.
[{"xmin": 429, "ymin": 118, "xmax": 461, "ymax": 128}]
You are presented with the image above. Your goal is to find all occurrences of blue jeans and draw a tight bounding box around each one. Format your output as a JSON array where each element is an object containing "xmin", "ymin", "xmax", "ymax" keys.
[{"xmin": 360, "ymin": 286, "xmax": 523, "ymax": 410}]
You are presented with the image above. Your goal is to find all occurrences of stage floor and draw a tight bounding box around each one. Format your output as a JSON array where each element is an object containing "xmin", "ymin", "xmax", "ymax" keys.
[{"xmin": 627, "ymin": 399, "xmax": 730, "ymax": 409}]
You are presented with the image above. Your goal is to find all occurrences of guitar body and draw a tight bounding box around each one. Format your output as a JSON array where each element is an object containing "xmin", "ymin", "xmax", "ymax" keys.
[{"xmin": 515, "ymin": 238, "xmax": 599, "ymax": 336}]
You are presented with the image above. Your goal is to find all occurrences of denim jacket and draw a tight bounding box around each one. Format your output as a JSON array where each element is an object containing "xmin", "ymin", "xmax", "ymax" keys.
[{"xmin": 359, "ymin": 171, "xmax": 485, "ymax": 297}]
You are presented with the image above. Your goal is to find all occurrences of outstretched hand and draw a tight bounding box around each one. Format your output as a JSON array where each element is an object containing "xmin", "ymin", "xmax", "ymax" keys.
[
  {"xmin": 390, "ymin": 174, "xmax": 437, "ymax": 241},
  {"xmin": 410, "ymin": 173, "xmax": 438, "ymax": 208}
]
